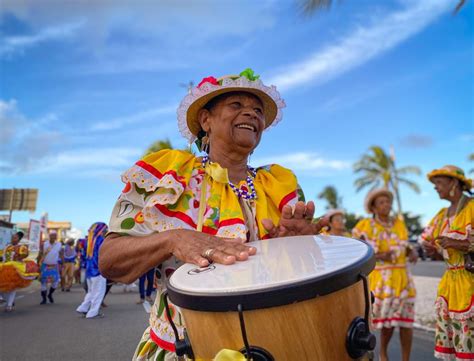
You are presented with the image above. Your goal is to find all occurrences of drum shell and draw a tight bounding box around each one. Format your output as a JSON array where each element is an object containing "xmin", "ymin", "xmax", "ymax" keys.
[{"xmin": 180, "ymin": 279, "xmax": 369, "ymax": 361}]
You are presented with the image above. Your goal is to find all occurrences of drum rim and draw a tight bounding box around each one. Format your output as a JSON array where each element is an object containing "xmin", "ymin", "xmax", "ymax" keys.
[{"xmin": 166, "ymin": 238, "xmax": 375, "ymax": 312}]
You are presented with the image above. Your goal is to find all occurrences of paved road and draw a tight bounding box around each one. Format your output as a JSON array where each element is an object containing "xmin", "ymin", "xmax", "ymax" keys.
[
  {"xmin": 1, "ymin": 281, "xmax": 437, "ymax": 361},
  {"xmin": 410, "ymin": 260, "xmax": 445, "ymax": 278}
]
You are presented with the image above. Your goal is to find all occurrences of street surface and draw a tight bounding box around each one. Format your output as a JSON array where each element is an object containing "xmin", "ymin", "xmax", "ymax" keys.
[{"xmin": 1, "ymin": 272, "xmax": 440, "ymax": 361}]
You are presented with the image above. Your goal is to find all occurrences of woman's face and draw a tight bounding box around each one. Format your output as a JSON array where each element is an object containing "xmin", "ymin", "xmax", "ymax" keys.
[
  {"xmin": 329, "ymin": 214, "xmax": 345, "ymax": 231},
  {"xmin": 372, "ymin": 195, "xmax": 392, "ymax": 217},
  {"xmin": 431, "ymin": 176, "xmax": 455, "ymax": 200},
  {"xmin": 200, "ymin": 92, "xmax": 265, "ymax": 155},
  {"xmin": 11, "ymin": 233, "xmax": 20, "ymax": 245}
]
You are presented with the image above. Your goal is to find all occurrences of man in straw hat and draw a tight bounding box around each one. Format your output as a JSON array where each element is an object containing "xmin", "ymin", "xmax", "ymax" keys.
[
  {"xmin": 99, "ymin": 68, "xmax": 327, "ymax": 360},
  {"xmin": 353, "ymin": 188, "xmax": 417, "ymax": 361},
  {"xmin": 420, "ymin": 165, "xmax": 473, "ymax": 360}
]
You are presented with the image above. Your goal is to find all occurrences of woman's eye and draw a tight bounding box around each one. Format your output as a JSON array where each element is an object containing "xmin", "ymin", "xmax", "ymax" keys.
[
  {"xmin": 230, "ymin": 102, "xmax": 241, "ymax": 108},
  {"xmin": 254, "ymin": 108, "xmax": 263, "ymax": 114}
]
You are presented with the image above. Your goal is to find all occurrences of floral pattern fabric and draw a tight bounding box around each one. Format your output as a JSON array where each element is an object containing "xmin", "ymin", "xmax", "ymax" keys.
[
  {"xmin": 352, "ymin": 217, "xmax": 416, "ymax": 329},
  {"xmin": 0, "ymin": 244, "xmax": 39, "ymax": 292},
  {"xmin": 107, "ymin": 149, "xmax": 303, "ymax": 361},
  {"xmin": 421, "ymin": 199, "xmax": 474, "ymax": 361}
]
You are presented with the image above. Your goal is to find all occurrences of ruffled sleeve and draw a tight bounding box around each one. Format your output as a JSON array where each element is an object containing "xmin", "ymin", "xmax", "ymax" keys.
[
  {"xmin": 108, "ymin": 149, "xmax": 197, "ymax": 236},
  {"xmin": 352, "ymin": 218, "xmax": 378, "ymax": 252},
  {"xmin": 253, "ymin": 164, "xmax": 301, "ymax": 238},
  {"xmin": 420, "ymin": 208, "xmax": 446, "ymax": 244}
]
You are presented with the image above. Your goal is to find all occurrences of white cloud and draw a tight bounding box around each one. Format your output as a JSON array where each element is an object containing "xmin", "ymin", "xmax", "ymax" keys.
[
  {"xmin": 0, "ymin": 99, "xmax": 62, "ymax": 173},
  {"xmin": 91, "ymin": 105, "xmax": 176, "ymax": 131},
  {"xmin": 459, "ymin": 134, "xmax": 474, "ymax": 142},
  {"xmin": 37, "ymin": 146, "xmax": 141, "ymax": 174},
  {"xmin": 0, "ymin": 20, "xmax": 85, "ymax": 57},
  {"xmin": 253, "ymin": 152, "xmax": 350, "ymax": 173},
  {"xmin": 267, "ymin": 0, "xmax": 452, "ymax": 90}
]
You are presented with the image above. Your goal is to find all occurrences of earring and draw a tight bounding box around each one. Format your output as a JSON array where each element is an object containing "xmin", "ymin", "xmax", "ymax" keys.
[
  {"xmin": 449, "ymin": 185, "xmax": 456, "ymax": 197},
  {"xmin": 202, "ymin": 133, "xmax": 210, "ymax": 154}
]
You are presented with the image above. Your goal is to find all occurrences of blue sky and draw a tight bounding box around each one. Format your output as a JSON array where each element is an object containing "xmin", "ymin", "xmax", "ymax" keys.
[{"xmin": 1, "ymin": 0, "xmax": 472, "ymax": 236}]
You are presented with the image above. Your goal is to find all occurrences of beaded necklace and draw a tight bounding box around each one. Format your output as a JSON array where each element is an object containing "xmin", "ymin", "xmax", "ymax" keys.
[{"xmin": 202, "ymin": 155, "xmax": 257, "ymax": 200}]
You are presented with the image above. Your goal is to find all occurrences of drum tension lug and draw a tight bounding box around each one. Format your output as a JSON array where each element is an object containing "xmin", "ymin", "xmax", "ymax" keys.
[
  {"xmin": 163, "ymin": 291, "xmax": 195, "ymax": 359},
  {"xmin": 346, "ymin": 274, "xmax": 376, "ymax": 359}
]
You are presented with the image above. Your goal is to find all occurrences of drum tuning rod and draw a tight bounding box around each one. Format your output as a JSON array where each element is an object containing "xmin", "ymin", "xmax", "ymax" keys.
[{"xmin": 237, "ymin": 304, "xmax": 252, "ymax": 360}]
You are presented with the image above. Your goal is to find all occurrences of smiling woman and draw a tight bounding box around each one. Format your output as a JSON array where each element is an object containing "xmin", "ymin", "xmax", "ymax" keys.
[{"xmin": 99, "ymin": 68, "xmax": 327, "ymax": 361}]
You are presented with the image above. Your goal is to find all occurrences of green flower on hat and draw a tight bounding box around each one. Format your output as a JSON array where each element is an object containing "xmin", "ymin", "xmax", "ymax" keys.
[{"xmin": 239, "ymin": 68, "xmax": 260, "ymax": 81}]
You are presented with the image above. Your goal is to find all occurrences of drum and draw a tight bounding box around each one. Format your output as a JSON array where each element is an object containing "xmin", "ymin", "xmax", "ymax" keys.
[{"xmin": 166, "ymin": 235, "xmax": 376, "ymax": 361}]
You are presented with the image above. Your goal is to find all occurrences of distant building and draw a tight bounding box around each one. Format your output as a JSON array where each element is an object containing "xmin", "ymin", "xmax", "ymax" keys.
[{"xmin": 16, "ymin": 220, "xmax": 72, "ymax": 243}]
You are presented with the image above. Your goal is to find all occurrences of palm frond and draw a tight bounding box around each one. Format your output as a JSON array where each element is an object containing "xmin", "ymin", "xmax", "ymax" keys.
[
  {"xmin": 299, "ymin": 0, "xmax": 332, "ymax": 14},
  {"xmin": 398, "ymin": 177, "xmax": 421, "ymax": 193},
  {"xmin": 397, "ymin": 166, "xmax": 421, "ymax": 176}
]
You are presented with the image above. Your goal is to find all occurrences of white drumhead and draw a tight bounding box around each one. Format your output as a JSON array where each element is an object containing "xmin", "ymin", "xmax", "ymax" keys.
[{"xmin": 169, "ymin": 235, "xmax": 370, "ymax": 295}]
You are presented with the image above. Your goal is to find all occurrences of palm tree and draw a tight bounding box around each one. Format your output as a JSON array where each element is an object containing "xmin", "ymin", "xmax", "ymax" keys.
[
  {"xmin": 353, "ymin": 146, "xmax": 421, "ymax": 214},
  {"xmin": 143, "ymin": 139, "xmax": 173, "ymax": 157},
  {"xmin": 318, "ymin": 185, "xmax": 342, "ymax": 210},
  {"xmin": 299, "ymin": 0, "xmax": 467, "ymax": 14}
]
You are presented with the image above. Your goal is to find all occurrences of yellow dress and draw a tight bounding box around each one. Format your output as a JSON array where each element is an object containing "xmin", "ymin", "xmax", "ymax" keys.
[
  {"xmin": 108, "ymin": 149, "xmax": 304, "ymax": 361},
  {"xmin": 0, "ymin": 244, "xmax": 39, "ymax": 292},
  {"xmin": 421, "ymin": 198, "xmax": 474, "ymax": 361},
  {"xmin": 352, "ymin": 217, "xmax": 416, "ymax": 329}
]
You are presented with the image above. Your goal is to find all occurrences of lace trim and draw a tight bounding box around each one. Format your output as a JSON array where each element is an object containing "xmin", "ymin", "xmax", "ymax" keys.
[
  {"xmin": 177, "ymin": 76, "xmax": 286, "ymax": 142},
  {"xmin": 435, "ymin": 295, "xmax": 474, "ymax": 321},
  {"xmin": 121, "ymin": 163, "xmax": 185, "ymax": 203}
]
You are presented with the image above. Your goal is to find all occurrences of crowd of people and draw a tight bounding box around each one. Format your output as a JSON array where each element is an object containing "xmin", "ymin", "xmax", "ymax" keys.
[
  {"xmin": 1, "ymin": 68, "xmax": 472, "ymax": 361},
  {"xmin": 0, "ymin": 223, "xmax": 157, "ymax": 319}
]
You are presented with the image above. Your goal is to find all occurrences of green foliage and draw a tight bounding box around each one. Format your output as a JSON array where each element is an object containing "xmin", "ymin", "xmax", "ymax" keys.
[
  {"xmin": 143, "ymin": 139, "xmax": 173, "ymax": 157},
  {"xmin": 345, "ymin": 212, "xmax": 363, "ymax": 232},
  {"xmin": 402, "ymin": 212, "xmax": 424, "ymax": 239},
  {"xmin": 317, "ymin": 185, "xmax": 342, "ymax": 210}
]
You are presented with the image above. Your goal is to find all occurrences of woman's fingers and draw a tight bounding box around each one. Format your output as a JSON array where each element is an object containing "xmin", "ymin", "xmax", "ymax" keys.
[
  {"xmin": 293, "ymin": 201, "xmax": 306, "ymax": 219},
  {"xmin": 305, "ymin": 201, "xmax": 315, "ymax": 220}
]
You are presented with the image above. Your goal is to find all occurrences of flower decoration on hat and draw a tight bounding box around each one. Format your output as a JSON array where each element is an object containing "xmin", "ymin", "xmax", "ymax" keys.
[{"xmin": 177, "ymin": 68, "xmax": 285, "ymax": 143}]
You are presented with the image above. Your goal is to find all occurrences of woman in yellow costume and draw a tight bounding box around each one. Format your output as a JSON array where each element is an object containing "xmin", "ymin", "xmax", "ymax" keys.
[
  {"xmin": 352, "ymin": 188, "xmax": 417, "ymax": 361},
  {"xmin": 98, "ymin": 69, "xmax": 327, "ymax": 361},
  {"xmin": 0, "ymin": 231, "xmax": 39, "ymax": 312},
  {"xmin": 420, "ymin": 165, "xmax": 473, "ymax": 361}
]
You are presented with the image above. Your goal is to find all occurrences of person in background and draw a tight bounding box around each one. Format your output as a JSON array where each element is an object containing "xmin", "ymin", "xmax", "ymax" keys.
[
  {"xmin": 321, "ymin": 209, "xmax": 350, "ymax": 237},
  {"xmin": 137, "ymin": 268, "xmax": 155, "ymax": 304},
  {"xmin": 76, "ymin": 222, "xmax": 108, "ymax": 319},
  {"xmin": 352, "ymin": 188, "xmax": 417, "ymax": 361},
  {"xmin": 0, "ymin": 231, "xmax": 39, "ymax": 312},
  {"xmin": 420, "ymin": 165, "xmax": 473, "ymax": 361},
  {"xmin": 62, "ymin": 238, "xmax": 76, "ymax": 292},
  {"xmin": 73, "ymin": 239, "xmax": 84, "ymax": 285},
  {"xmin": 38, "ymin": 232, "xmax": 63, "ymax": 304}
]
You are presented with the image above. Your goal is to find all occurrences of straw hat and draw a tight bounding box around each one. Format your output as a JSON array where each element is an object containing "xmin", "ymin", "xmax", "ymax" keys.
[
  {"xmin": 324, "ymin": 209, "xmax": 345, "ymax": 221},
  {"xmin": 364, "ymin": 188, "xmax": 393, "ymax": 214},
  {"xmin": 177, "ymin": 68, "xmax": 286, "ymax": 143},
  {"xmin": 427, "ymin": 165, "xmax": 472, "ymax": 191}
]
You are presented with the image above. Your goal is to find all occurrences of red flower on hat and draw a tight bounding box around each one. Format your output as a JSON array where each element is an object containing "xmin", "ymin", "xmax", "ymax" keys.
[{"xmin": 198, "ymin": 76, "xmax": 219, "ymax": 88}]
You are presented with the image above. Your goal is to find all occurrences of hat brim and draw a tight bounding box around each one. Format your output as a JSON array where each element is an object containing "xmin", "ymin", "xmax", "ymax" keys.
[
  {"xmin": 364, "ymin": 189, "xmax": 394, "ymax": 214},
  {"xmin": 185, "ymin": 87, "xmax": 278, "ymax": 138},
  {"xmin": 427, "ymin": 170, "xmax": 472, "ymax": 190}
]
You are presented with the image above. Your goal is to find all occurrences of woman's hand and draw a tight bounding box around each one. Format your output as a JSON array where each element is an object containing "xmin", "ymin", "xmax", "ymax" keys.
[
  {"xmin": 408, "ymin": 248, "xmax": 418, "ymax": 264},
  {"xmin": 169, "ymin": 229, "xmax": 257, "ymax": 267},
  {"xmin": 438, "ymin": 236, "xmax": 470, "ymax": 252},
  {"xmin": 261, "ymin": 201, "xmax": 329, "ymax": 238},
  {"xmin": 376, "ymin": 250, "xmax": 394, "ymax": 262},
  {"xmin": 421, "ymin": 240, "xmax": 437, "ymax": 257}
]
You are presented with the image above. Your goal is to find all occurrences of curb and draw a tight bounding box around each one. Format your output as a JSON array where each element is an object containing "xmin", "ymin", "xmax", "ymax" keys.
[{"xmin": 414, "ymin": 322, "xmax": 435, "ymax": 333}]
